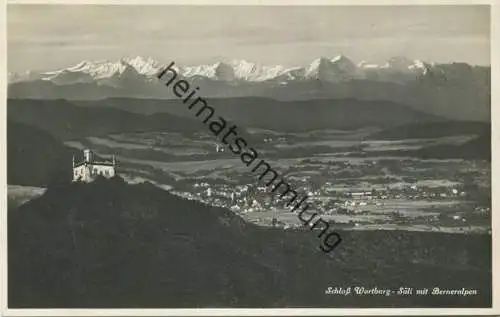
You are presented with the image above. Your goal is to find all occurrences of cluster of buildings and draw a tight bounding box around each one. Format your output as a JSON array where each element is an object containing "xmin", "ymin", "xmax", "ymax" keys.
[
  {"xmin": 185, "ymin": 178, "xmax": 470, "ymax": 214},
  {"xmin": 176, "ymin": 174, "xmax": 489, "ymax": 229}
]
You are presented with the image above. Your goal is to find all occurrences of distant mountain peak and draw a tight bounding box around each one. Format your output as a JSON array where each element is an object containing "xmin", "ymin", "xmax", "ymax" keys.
[
  {"xmin": 8, "ymin": 54, "xmax": 479, "ymax": 87},
  {"xmin": 305, "ymin": 55, "xmax": 358, "ymax": 82},
  {"xmin": 7, "ymin": 56, "xmax": 490, "ymax": 122},
  {"xmin": 122, "ymin": 56, "xmax": 163, "ymax": 76},
  {"xmin": 331, "ymin": 54, "xmax": 353, "ymax": 63}
]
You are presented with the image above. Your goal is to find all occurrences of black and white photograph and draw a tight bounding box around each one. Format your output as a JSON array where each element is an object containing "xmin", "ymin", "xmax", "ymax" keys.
[{"xmin": 3, "ymin": 3, "xmax": 495, "ymax": 312}]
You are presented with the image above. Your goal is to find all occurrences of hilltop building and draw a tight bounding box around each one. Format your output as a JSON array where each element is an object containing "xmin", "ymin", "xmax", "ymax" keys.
[{"xmin": 73, "ymin": 148, "xmax": 116, "ymax": 182}]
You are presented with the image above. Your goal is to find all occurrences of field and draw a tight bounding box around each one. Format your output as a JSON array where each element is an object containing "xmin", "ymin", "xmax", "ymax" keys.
[{"xmin": 62, "ymin": 127, "xmax": 491, "ymax": 234}]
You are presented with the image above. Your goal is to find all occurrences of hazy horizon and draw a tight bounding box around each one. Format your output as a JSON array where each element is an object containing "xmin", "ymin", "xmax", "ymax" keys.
[{"xmin": 8, "ymin": 5, "xmax": 490, "ymax": 72}]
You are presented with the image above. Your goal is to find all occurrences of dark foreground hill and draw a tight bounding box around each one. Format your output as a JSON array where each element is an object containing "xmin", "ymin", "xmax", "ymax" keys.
[
  {"xmin": 7, "ymin": 120, "xmax": 76, "ymax": 186},
  {"xmin": 9, "ymin": 178, "xmax": 491, "ymax": 308}
]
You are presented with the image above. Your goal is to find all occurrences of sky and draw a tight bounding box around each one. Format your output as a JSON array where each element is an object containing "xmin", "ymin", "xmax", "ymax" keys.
[{"xmin": 7, "ymin": 5, "xmax": 490, "ymax": 72}]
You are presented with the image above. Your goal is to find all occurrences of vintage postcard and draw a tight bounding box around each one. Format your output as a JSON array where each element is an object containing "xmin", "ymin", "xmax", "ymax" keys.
[{"xmin": 1, "ymin": 1, "xmax": 497, "ymax": 316}]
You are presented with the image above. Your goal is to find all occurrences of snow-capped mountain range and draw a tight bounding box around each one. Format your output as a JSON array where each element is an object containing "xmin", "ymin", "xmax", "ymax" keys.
[
  {"xmin": 7, "ymin": 55, "xmax": 490, "ymax": 121},
  {"xmin": 8, "ymin": 55, "xmax": 432, "ymax": 85}
]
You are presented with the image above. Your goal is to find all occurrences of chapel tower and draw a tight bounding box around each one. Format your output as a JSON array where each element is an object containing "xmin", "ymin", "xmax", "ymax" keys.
[{"xmin": 72, "ymin": 148, "xmax": 116, "ymax": 182}]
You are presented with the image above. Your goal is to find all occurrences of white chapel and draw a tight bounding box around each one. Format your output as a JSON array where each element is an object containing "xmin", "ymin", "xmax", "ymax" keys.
[{"xmin": 72, "ymin": 148, "xmax": 116, "ymax": 182}]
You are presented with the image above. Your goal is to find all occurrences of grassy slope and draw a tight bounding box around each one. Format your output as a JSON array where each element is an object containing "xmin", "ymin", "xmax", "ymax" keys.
[
  {"xmin": 9, "ymin": 178, "xmax": 491, "ymax": 308},
  {"xmin": 367, "ymin": 121, "xmax": 490, "ymax": 140}
]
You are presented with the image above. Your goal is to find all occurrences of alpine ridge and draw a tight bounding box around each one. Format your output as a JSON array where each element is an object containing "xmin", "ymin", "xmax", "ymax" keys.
[
  {"xmin": 8, "ymin": 55, "xmax": 436, "ymax": 84},
  {"xmin": 7, "ymin": 55, "xmax": 491, "ymax": 121}
]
